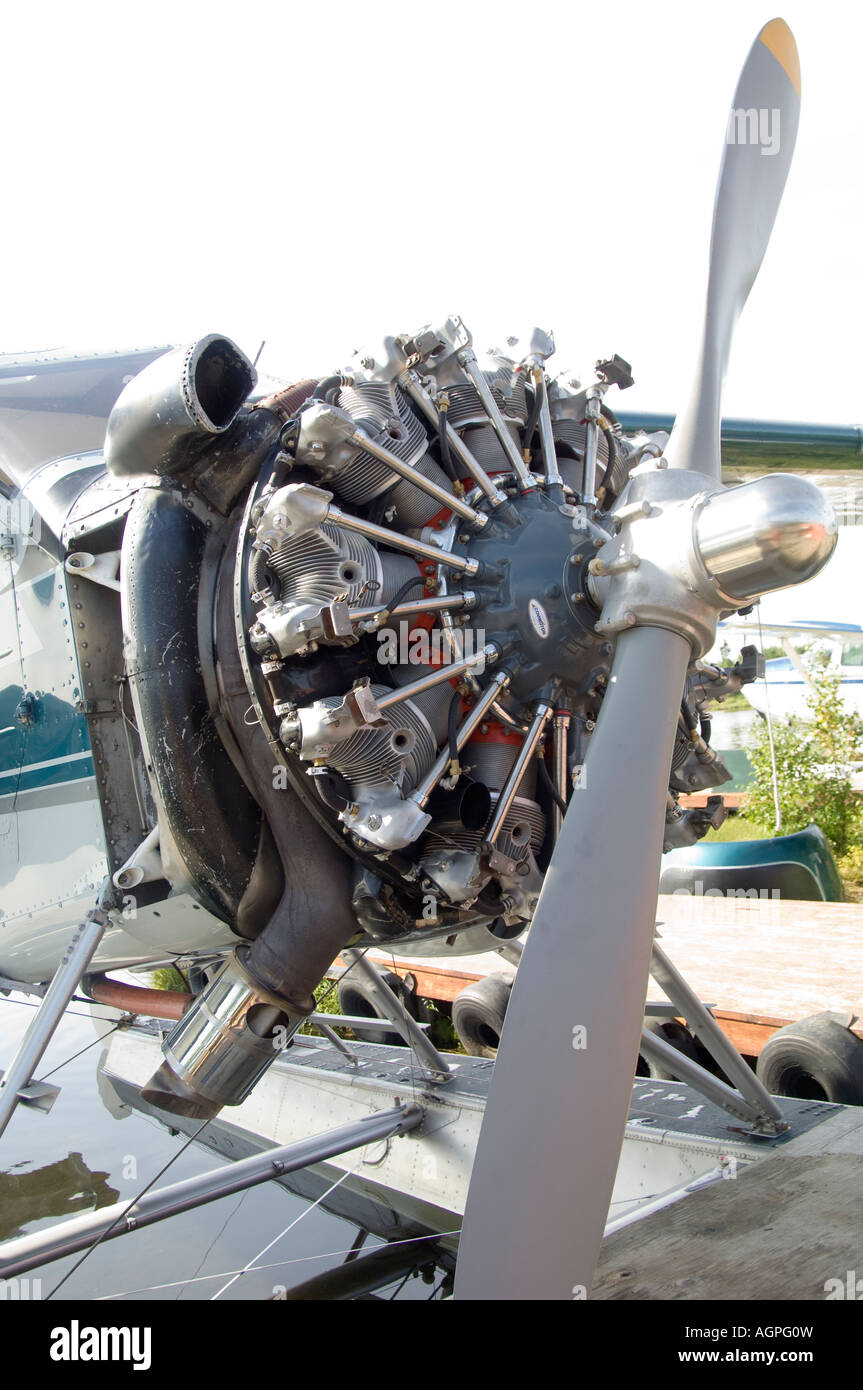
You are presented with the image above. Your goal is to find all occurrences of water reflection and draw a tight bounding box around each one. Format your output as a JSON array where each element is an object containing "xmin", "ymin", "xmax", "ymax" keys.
[
  {"xmin": 709, "ymin": 707, "xmax": 760, "ymax": 751},
  {"xmin": 0, "ymin": 999, "xmax": 451, "ymax": 1299},
  {"xmin": 0, "ymin": 1153, "xmax": 118, "ymax": 1242}
]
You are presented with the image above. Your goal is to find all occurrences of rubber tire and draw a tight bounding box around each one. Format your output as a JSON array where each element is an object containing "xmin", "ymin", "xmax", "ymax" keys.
[
  {"xmin": 452, "ymin": 975, "xmax": 513, "ymax": 1057},
  {"xmin": 336, "ymin": 970, "xmax": 415, "ymax": 1047},
  {"xmin": 755, "ymin": 1011, "xmax": 863, "ymax": 1105},
  {"xmin": 637, "ymin": 1019, "xmax": 701, "ymax": 1081}
]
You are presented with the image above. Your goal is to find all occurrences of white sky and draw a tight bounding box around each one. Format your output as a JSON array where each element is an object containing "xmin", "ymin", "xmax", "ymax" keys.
[{"xmin": 2, "ymin": 0, "xmax": 860, "ymax": 425}]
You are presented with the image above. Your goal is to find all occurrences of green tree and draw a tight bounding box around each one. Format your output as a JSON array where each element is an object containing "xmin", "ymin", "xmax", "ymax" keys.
[{"xmin": 746, "ymin": 663, "xmax": 863, "ymax": 855}]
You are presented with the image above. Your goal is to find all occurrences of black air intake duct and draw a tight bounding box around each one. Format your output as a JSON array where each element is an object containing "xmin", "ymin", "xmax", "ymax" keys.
[
  {"xmin": 121, "ymin": 485, "xmax": 261, "ymax": 921},
  {"xmin": 139, "ymin": 534, "xmax": 361, "ymax": 1122}
]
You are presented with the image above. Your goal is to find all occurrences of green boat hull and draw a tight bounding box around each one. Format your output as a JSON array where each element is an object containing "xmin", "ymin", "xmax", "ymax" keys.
[{"xmin": 660, "ymin": 824, "xmax": 843, "ymax": 902}]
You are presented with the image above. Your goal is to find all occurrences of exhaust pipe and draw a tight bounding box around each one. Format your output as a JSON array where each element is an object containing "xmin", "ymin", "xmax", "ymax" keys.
[
  {"xmin": 141, "ymin": 950, "xmax": 309, "ymax": 1121},
  {"xmin": 116, "ymin": 340, "xmax": 362, "ymax": 1119},
  {"xmin": 105, "ymin": 334, "xmax": 256, "ymax": 478},
  {"xmin": 138, "ymin": 513, "xmax": 361, "ymax": 1121}
]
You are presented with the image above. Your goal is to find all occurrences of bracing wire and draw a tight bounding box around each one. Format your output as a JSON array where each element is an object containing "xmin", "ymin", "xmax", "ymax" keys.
[
  {"xmin": 756, "ymin": 603, "xmax": 783, "ymax": 832},
  {"xmin": 96, "ymin": 1228, "xmax": 460, "ymax": 1301},
  {"xmin": 46, "ymin": 1118, "xmax": 212, "ymax": 1299},
  {"xmin": 209, "ymin": 1160, "xmax": 360, "ymax": 1300},
  {"xmin": 39, "ymin": 1023, "xmax": 123, "ymax": 1081}
]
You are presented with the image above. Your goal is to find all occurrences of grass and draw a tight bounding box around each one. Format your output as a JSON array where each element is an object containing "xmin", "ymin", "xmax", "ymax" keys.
[
  {"xmin": 706, "ymin": 815, "xmax": 773, "ymax": 843},
  {"xmin": 422, "ymin": 998, "xmax": 465, "ymax": 1053},
  {"xmin": 299, "ymin": 976, "xmax": 342, "ymax": 1035},
  {"xmin": 150, "ymin": 967, "xmax": 190, "ymax": 992},
  {"xmin": 838, "ymin": 846, "xmax": 863, "ymax": 903},
  {"xmin": 713, "ymin": 691, "xmax": 754, "ymax": 713},
  {"xmin": 298, "ymin": 973, "xmax": 467, "ymax": 1053}
]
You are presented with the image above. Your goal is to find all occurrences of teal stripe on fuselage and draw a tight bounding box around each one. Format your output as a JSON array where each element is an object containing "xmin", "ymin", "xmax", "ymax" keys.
[
  {"xmin": 0, "ymin": 685, "xmax": 92, "ymax": 791},
  {"xmin": 0, "ymin": 751, "xmax": 96, "ymax": 794}
]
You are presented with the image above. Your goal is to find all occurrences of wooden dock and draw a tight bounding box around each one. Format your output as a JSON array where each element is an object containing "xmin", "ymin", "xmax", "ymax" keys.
[
  {"xmin": 349, "ymin": 894, "xmax": 863, "ymax": 1057},
  {"xmin": 593, "ymin": 1101, "xmax": 863, "ymax": 1300}
]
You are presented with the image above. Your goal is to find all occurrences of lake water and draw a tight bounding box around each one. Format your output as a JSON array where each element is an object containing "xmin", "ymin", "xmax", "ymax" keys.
[
  {"xmin": 0, "ymin": 996, "xmax": 445, "ymax": 1301},
  {"xmin": 709, "ymin": 708, "xmax": 761, "ymax": 752}
]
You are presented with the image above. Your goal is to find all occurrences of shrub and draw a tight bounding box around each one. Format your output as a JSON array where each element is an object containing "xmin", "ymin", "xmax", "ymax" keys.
[
  {"xmin": 837, "ymin": 845, "xmax": 863, "ymax": 902},
  {"xmin": 151, "ymin": 967, "xmax": 189, "ymax": 993},
  {"xmin": 745, "ymin": 661, "xmax": 863, "ymax": 856}
]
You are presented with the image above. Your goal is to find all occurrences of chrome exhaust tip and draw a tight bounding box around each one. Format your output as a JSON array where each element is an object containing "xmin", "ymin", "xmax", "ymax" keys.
[{"xmin": 140, "ymin": 950, "xmax": 311, "ymax": 1120}]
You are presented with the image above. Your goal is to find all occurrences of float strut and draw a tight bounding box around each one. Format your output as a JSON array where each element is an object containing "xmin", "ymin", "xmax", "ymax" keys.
[{"xmin": 0, "ymin": 910, "xmax": 108, "ymax": 1141}]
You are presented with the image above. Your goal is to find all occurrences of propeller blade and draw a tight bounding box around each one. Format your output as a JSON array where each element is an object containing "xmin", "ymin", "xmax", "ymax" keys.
[
  {"xmin": 454, "ymin": 626, "xmax": 690, "ymax": 1300},
  {"xmin": 666, "ymin": 18, "xmax": 801, "ymax": 480},
  {"xmin": 456, "ymin": 22, "xmax": 802, "ymax": 1300}
]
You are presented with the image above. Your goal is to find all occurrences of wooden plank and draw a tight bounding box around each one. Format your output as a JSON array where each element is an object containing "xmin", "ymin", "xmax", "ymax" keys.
[
  {"xmin": 678, "ymin": 791, "xmax": 746, "ymax": 808},
  {"xmin": 655, "ymin": 895, "xmax": 863, "ymax": 1037},
  {"xmin": 711, "ymin": 1012, "xmax": 780, "ymax": 1057},
  {"xmin": 593, "ymin": 1153, "xmax": 863, "ymax": 1300},
  {"xmin": 329, "ymin": 953, "xmax": 513, "ymax": 1005},
  {"xmin": 332, "ymin": 898, "xmax": 863, "ymax": 1056}
]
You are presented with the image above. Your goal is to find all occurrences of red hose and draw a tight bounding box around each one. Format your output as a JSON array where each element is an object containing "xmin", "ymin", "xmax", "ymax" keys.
[
  {"xmin": 254, "ymin": 378, "xmax": 317, "ymax": 422},
  {"xmin": 86, "ymin": 975, "xmax": 191, "ymax": 1021}
]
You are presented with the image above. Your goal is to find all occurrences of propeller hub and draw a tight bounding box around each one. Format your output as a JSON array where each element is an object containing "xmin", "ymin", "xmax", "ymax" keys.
[
  {"xmin": 590, "ymin": 467, "xmax": 838, "ymax": 656},
  {"xmin": 454, "ymin": 489, "xmax": 608, "ymax": 702}
]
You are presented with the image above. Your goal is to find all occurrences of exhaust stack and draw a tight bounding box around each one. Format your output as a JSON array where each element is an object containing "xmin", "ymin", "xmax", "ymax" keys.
[
  {"xmin": 105, "ymin": 334, "xmax": 256, "ymax": 478},
  {"xmin": 141, "ymin": 951, "xmax": 310, "ymax": 1122}
]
